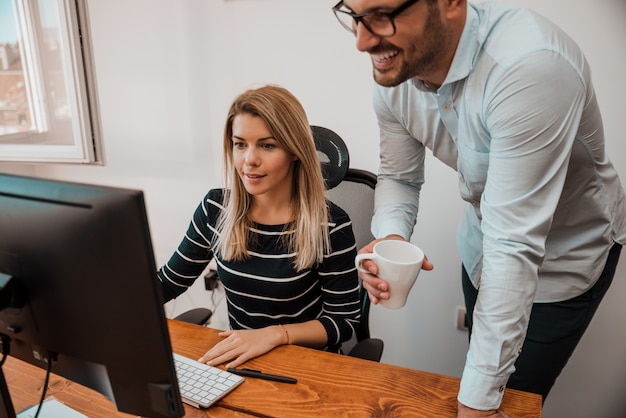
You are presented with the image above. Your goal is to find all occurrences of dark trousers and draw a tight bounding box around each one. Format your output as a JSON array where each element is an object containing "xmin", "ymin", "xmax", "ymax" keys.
[{"xmin": 462, "ymin": 243, "xmax": 622, "ymax": 402}]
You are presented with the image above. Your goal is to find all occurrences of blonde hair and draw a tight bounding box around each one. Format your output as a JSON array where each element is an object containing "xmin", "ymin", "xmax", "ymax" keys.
[{"xmin": 214, "ymin": 85, "xmax": 330, "ymax": 270}]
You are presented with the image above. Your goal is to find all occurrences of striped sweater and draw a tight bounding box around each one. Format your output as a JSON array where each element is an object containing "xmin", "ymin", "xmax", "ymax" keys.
[{"xmin": 158, "ymin": 189, "xmax": 361, "ymax": 350}]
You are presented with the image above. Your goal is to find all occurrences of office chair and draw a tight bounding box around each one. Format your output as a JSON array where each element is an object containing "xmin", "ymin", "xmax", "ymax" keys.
[
  {"xmin": 325, "ymin": 169, "xmax": 383, "ymax": 361},
  {"xmin": 313, "ymin": 126, "xmax": 384, "ymax": 362},
  {"xmin": 175, "ymin": 126, "xmax": 383, "ymax": 362}
]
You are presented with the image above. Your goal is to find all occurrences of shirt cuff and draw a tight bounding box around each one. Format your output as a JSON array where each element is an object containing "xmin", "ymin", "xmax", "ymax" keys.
[
  {"xmin": 373, "ymin": 225, "xmax": 408, "ymax": 240},
  {"xmin": 371, "ymin": 216, "xmax": 414, "ymax": 240},
  {"xmin": 457, "ymin": 363, "xmax": 509, "ymax": 410}
]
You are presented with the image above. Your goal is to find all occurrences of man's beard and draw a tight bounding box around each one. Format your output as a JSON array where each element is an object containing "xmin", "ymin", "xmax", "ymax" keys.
[{"xmin": 373, "ymin": 7, "xmax": 448, "ymax": 87}]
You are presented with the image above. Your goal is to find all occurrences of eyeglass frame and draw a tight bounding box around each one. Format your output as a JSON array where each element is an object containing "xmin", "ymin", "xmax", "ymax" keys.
[{"xmin": 332, "ymin": 0, "xmax": 422, "ymax": 38}]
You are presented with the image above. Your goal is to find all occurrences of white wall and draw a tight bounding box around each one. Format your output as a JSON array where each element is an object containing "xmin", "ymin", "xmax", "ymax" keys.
[{"xmin": 1, "ymin": 1, "xmax": 623, "ymax": 416}]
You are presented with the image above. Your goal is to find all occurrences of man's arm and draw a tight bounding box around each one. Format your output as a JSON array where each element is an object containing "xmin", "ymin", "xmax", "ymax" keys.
[
  {"xmin": 458, "ymin": 52, "xmax": 587, "ymax": 410},
  {"xmin": 371, "ymin": 85, "xmax": 426, "ymax": 240}
]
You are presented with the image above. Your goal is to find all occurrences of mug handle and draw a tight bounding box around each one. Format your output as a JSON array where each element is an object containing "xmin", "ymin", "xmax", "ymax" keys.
[{"xmin": 355, "ymin": 253, "xmax": 377, "ymax": 274}]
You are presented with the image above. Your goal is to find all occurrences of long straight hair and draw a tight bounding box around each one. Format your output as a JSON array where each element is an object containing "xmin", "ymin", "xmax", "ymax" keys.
[{"xmin": 214, "ymin": 85, "xmax": 330, "ymax": 271}]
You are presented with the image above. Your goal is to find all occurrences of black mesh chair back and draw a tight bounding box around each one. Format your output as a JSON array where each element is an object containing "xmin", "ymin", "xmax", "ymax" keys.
[
  {"xmin": 325, "ymin": 168, "xmax": 383, "ymax": 362},
  {"xmin": 313, "ymin": 126, "xmax": 383, "ymax": 362}
]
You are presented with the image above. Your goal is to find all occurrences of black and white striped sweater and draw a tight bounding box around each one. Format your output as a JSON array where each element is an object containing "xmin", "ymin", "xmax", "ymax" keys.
[{"xmin": 158, "ymin": 188, "xmax": 361, "ymax": 350}]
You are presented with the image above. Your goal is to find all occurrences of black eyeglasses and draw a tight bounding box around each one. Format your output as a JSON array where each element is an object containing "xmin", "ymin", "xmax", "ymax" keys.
[{"xmin": 332, "ymin": 0, "xmax": 421, "ymax": 38}]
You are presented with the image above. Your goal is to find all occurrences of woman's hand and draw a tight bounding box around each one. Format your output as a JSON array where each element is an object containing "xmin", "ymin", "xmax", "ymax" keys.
[{"xmin": 198, "ymin": 326, "xmax": 286, "ymax": 369}]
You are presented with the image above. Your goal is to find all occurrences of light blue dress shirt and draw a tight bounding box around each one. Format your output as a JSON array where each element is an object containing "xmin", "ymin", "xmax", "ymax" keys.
[{"xmin": 371, "ymin": 1, "xmax": 626, "ymax": 409}]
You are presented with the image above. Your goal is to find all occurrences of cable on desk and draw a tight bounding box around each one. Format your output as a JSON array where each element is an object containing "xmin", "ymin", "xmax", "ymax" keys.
[
  {"xmin": 32, "ymin": 351, "xmax": 55, "ymax": 418},
  {"xmin": 0, "ymin": 334, "xmax": 10, "ymax": 366}
]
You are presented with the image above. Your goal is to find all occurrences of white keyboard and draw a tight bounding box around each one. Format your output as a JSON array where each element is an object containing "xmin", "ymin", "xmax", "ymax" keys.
[{"xmin": 173, "ymin": 352, "xmax": 244, "ymax": 408}]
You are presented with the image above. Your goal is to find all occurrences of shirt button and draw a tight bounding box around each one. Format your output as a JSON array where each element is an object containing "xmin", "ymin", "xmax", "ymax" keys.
[
  {"xmin": 499, "ymin": 385, "xmax": 505, "ymax": 393},
  {"xmin": 443, "ymin": 104, "xmax": 450, "ymax": 111}
]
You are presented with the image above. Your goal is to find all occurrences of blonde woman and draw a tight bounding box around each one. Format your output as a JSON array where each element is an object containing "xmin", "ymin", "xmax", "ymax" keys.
[{"xmin": 158, "ymin": 85, "xmax": 360, "ymax": 369}]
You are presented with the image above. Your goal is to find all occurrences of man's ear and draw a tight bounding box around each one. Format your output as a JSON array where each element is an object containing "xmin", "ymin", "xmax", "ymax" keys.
[{"xmin": 442, "ymin": 0, "xmax": 466, "ymax": 20}]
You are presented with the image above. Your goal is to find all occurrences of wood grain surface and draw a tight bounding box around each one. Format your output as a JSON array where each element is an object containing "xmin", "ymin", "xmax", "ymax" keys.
[{"xmin": 1, "ymin": 319, "xmax": 542, "ymax": 418}]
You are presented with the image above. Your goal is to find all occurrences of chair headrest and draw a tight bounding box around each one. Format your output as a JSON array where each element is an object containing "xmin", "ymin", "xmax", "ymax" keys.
[{"xmin": 312, "ymin": 125, "xmax": 349, "ymax": 190}]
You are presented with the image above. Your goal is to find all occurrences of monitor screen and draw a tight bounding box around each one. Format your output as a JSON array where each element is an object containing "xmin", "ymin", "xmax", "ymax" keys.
[{"xmin": 0, "ymin": 173, "xmax": 184, "ymax": 417}]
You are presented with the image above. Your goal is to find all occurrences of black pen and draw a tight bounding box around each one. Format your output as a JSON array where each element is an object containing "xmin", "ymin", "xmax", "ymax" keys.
[{"xmin": 226, "ymin": 368, "xmax": 297, "ymax": 384}]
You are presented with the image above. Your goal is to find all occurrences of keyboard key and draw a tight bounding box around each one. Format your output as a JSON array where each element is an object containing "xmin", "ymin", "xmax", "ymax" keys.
[{"xmin": 173, "ymin": 352, "xmax": 244, "ymax": 408}]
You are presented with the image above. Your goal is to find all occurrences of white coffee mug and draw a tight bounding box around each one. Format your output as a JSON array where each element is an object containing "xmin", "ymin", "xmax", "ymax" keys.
[{"xmin": 355, "ymin": 240, "xmax": 424, "ymax": 309}]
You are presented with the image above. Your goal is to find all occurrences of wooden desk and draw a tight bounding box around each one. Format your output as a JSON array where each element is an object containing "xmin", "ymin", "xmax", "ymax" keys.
[{"xmin": 3, "ymin": 319, "xmax": 541, "ymax": 417}]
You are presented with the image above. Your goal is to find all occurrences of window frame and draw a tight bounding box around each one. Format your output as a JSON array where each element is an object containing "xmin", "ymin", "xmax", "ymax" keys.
[{"xmin": 0, "ymin": 0, "xmax": 103, "ymax": 164}]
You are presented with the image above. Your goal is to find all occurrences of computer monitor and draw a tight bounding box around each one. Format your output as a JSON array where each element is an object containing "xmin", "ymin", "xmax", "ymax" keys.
[{"xmin": 0, "ymin": 173, "xmax": 184, "ymax": 418}]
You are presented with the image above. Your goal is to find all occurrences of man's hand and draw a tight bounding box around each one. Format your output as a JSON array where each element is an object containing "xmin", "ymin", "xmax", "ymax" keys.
[
  {"xmin": 458, "ymin": 402, "xmax": 511, "ymax": 418},
  {"xmin": 357, "ymin": 235, "xmax": 433, "ymax": 304}
]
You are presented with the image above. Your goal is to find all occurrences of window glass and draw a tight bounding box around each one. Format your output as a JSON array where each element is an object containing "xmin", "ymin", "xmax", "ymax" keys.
[
  {"xmin": 0, "ymin": 0, "xmax": 31, "ymax": 136},
  {"xmin": 0, "ymin": 0, "xmax": 102, "ymax": 163}
]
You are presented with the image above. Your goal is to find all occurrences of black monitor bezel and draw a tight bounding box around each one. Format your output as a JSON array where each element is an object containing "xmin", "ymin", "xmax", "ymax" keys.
[{"xmin": 0, "ymin": 173, "xmax": 184, "ymax": 417}]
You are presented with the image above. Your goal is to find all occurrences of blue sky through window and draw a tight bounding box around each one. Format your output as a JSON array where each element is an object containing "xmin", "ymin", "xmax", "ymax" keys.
[{"xmin": 0, "ymin": 0, "xmax": 18, "ymax": 44}]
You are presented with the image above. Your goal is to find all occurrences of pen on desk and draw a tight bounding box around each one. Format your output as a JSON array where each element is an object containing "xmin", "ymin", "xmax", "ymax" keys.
[{"xmin": 226, "ymin": 368, "xmax": 297, "ymax": 384}]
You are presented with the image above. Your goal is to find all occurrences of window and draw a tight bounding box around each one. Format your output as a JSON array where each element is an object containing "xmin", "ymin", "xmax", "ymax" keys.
[{"xmin": 0, "ymin": 0, "xmax": 102, "ymax": 163}]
